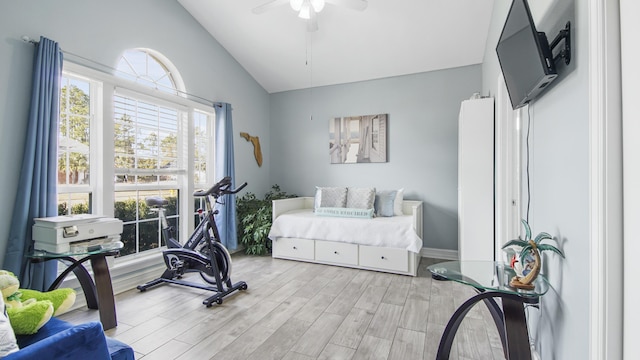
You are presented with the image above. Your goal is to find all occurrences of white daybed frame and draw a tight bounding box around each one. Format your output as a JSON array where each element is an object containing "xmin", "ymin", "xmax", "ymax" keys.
[{"xmin": 271, "ymin": 197, "xmax": 423, "ymax": 276}]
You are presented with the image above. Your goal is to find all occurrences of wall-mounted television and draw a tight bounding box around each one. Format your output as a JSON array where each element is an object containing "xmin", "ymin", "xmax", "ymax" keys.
[{"xmin": 496, "ymin": 0, "xmax": 557, "ymax": 110}]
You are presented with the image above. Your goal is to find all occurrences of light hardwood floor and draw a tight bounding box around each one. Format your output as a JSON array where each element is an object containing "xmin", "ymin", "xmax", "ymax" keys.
[{"xmin": 58, "ymin": 255, "xmax": 506, "ymax": 360}]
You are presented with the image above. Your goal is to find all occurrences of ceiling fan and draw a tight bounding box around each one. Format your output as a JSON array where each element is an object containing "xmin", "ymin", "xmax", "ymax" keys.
[{"xmin": 252, "ymin": 0, "xmax": 368, "ymax": 32}]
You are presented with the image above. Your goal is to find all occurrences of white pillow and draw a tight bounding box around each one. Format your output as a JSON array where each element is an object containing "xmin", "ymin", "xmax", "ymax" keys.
[
  {"xmin": 0, "ymin": 295, "xmax": 19, "ymax": 356},
  {"xmin": 394, "ymin": 188, "xmax": 404, "ymax": 216},
  {"xmin": 346, "ymin": 187, "xmax": 376, "ymax": 210},
  {"xmin": 314, "ymin": 187, "xmax": 348, "ymax": 210}
]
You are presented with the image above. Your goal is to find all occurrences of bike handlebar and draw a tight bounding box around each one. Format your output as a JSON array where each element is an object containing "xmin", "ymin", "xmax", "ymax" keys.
[{"xmin": 193, "ymin": 177, "xmax": 247, "ymax": 198}]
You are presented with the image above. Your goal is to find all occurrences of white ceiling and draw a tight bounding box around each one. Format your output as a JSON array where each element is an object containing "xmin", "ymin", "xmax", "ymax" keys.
[{"xmin": 177, "ymin": 0, "xmax": 495, "ymax": 94}]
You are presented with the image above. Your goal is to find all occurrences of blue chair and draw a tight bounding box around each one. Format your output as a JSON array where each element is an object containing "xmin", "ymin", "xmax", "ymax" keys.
[{"xmin": 7, "ymin": 317, "xmax": 133, "ymax": 360}]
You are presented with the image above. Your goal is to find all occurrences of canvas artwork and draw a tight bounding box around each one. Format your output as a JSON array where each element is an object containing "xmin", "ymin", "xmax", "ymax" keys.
[{"xmin": 329, "ymin": 114, "xmax": 388, "ymax": 164}]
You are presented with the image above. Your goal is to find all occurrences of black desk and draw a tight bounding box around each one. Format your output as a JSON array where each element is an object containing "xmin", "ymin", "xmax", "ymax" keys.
[
  {"xmin": 427, "ymin": 261, "xmax": 548, "ymax": 360},
  {"xmin": 28, "ymin": 242, "xmax": 123, "ymax": 330}
]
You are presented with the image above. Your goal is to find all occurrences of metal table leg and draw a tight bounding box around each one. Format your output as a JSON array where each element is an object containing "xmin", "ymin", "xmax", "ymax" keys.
[{"xmin": 436, "ymin": 291, "xmax": 536, "ymax": 360}]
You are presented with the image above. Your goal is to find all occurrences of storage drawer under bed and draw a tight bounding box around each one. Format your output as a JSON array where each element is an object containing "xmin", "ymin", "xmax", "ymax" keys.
[
  {"xmin": 272, "ymin": 237, "xmax": 314, "ymax": 260},
  {"xmin": 359, "ymin": 245, "xmax": 409, "ymax": 273},
  {"xmin": 315, "ymin": 240, "xmax": 358, "ymax": 266}
]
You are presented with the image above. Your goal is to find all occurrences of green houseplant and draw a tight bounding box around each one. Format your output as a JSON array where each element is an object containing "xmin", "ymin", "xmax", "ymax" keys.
[
  {"xmin": 236, "ymin": 185, "xmax": 296, "ymax": 255},
  {"xmin": 502, "ymin": 219, "xmax": 565, "ymax": 289}
]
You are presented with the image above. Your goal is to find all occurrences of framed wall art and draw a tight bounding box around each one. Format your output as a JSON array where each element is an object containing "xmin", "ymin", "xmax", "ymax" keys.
[{"xmin": 329, "ymin": 113, "xmax": 387, "ymax": 164}]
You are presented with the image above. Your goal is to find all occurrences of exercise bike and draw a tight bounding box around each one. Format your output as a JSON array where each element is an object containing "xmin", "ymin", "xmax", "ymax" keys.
[{"xmin": 137, "ymin": 176, "xmax": 248, "ymax": 306}]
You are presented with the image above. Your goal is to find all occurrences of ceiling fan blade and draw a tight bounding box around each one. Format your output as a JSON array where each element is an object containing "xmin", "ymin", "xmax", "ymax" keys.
[
  {"xmin": 252, "ymin": 0, "xmax": 290, "ymax": 14},
  {"xmin": 325, "ymin": 0, "xmax": 368, "ymax": 11}
]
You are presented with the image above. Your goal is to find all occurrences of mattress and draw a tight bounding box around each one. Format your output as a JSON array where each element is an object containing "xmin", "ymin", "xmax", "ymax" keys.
[{"xmin": 268, "ymin": 209, "xmax": 423, "ymax": 253}]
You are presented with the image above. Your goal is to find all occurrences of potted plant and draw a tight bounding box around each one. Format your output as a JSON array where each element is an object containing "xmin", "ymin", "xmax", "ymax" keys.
[
  {"xmin": 502, "ymin": 219, "xmax": 565, "ymax": 289},
  {"xmin": 236, "ymin": 185, "xmax": 296, "ymax": 255}
]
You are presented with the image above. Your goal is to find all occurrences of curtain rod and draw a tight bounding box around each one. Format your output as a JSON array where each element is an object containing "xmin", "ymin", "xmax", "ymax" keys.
[{"xmin": 21, "ymin": 35, "xmax": 219, "ymax": 108}]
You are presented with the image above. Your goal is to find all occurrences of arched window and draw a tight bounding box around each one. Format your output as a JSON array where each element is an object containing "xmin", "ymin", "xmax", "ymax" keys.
[
  {"xmin": 116, "ymin": 49, "xmax": 179, "ymax": 95},
  {"xmin": 59, "ymin": 48, "xmax": 212, "ymax": 257}
]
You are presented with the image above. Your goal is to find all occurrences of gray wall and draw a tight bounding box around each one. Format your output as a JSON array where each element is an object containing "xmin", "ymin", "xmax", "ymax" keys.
[
  {"xmin": 0, "ymin": 0, "xmax": 271, "ymax": 265},
  {"xmin": 483, "ymin": 0, "xmax": 587, "ymax": 358},
  {"xmin": 269, "ymin": 65, "xmax": 482, "ymax": 251}
]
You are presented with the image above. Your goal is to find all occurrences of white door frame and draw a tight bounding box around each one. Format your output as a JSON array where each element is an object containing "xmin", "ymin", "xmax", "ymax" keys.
[
  {"xmin": 620, "ymin": 1, "xmax": 638, "ymax": 359},
  {"xmin": 494, "ymin": 73, "xmax": 521, "ymax": 262},
  {"xmin": 588, "ymin": 0, "xmax": 623, "ymax": 359}
]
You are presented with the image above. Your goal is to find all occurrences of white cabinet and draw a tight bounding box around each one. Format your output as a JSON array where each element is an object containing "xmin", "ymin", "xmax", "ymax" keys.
[{"xmin": 458, "ymin": 98, "xmax": 495, "ymax": 262}]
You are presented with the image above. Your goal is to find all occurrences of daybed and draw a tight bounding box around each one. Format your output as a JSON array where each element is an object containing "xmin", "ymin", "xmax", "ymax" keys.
[{"xmin": 269, "ymin": 196, "xmax": 423, "ymax": 276}]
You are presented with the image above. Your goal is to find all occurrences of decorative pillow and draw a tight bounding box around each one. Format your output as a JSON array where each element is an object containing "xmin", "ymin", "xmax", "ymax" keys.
[
  {"xmin": 374, "ymin": 190, "xmax": 397, "ymax": 217},
  {"xmin": 314, "ymin": 187, "xmax": 348, "ymax": 210},
  {"xmin": 315, "ymin": 207, "xmax": 375, "ymax": 219},
  {"xmin": 346, "ymin": 187, "xmax": 376, "ymax": 210},
  {"xmin": 394, "ymin": 188, "xmax": 405, "ymax": 216},
  {"xmin": 0, "ymin": 295, "xmax": 19, "ymax": 356}
]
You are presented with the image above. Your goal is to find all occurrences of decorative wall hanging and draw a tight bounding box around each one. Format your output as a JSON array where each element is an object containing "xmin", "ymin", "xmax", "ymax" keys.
[
  {"xmin": 240, "ymin": 132, "xmax": 263, "ymax": 167},
  {"xmin": 329, "ymin": 113, "xmax": 387, "ymax": 164}
]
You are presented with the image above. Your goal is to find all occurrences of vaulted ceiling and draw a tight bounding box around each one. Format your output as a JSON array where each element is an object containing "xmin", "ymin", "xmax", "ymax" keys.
[{"xmin": 178, "ymin": 0, "xmax": 495, "ymax": 94}]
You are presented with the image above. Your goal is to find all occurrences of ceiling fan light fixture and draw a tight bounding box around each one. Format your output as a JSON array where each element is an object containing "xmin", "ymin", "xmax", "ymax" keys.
[
  {"xmin": 290, "ymin": 0, "xmax": 303, "ymax": 11},
  {"xmin": 310, "ymin": 0, "xmax": 325, "ymax": 13}
]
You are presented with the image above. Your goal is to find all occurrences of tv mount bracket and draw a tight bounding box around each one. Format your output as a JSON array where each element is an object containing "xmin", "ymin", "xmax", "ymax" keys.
[{"xmin": 550, "ymin": 21, "xmax": 571, "ymax": 65}]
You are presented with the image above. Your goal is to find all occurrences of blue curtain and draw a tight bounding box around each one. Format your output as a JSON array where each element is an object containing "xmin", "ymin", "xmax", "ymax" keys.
[
  {"xmin": 3, "ymin": 37, "xmax": 62, "ymax": 290},
  {"xmin": 214, "ymin": 103, "xmax": 238, "ymax": 250}
]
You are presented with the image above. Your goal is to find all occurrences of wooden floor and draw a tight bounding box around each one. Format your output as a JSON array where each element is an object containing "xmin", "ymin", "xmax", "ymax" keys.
[{"xmin": 59, "ymin": 254, "xmax": 505, "ymax": 360}]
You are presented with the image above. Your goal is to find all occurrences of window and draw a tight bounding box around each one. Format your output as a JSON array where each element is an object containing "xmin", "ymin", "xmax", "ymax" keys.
[
  {"xmin": 57, "ymin": 49, "xmax": 214, "ymax": 259},
  {"xmin": 193, "ymin": 110, "xmax": 213, "ymax": 226},
  {"xmin": 113, "ymin": 92, "xmax": 183, "ymax": 256},
  {"xmin": 58, "ymin": 75, "xmax": 95, "ymax": 215}
]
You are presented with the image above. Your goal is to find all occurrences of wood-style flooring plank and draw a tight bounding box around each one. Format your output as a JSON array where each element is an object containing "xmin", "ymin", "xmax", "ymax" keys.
[
  {"xmin": 365, "ymin": 302, "xmax": 403, "ymax": 340},
  {"xmin": 318, "ymin": 343, "xmax": 356, "ymax": 360},
  {"xmin": 351, "ymin": 335, "xmax": 393, "ymax": 360},
  {"xmin": 354, "ymin": 285, "xmax": 387, "ymax": 312},
  {"xmin": 246, "ymin": 318, "xmax": 312, "ymax": 360},
  {"xmin": 137, "ymin": 339, "xmax": 192, "ymax": 360},
  {"xmin": 329, "ymin": 307, "xmax": 375, "ymax": 349},
  {"xmin": 57, "ymin": 254, "xmax": 507, "ymax": 360},
  {"xmin": 291, "ymin": 313, "xmax": 345, "ymax": 357},
  {"xmin": 294, "ymin": 293, "xmax": 335, "ymax": 323},
  {"xmin": 399, "ymin": 298, "xmax": 430, "ymax": 332},
  {"xmin": 388, "ymin": 328, "xmax": 426, "ymax": 360}
]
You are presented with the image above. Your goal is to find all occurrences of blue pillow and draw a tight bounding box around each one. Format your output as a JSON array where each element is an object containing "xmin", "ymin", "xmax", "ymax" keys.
[{"xmin": 374, "ymin": 190, "xmax": 397, "ymax": 217}]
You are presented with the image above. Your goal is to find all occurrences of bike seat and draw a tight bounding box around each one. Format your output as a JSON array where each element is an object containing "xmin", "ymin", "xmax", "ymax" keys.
[{"xmin": 145, "ymin": 196, "xmax": 168, "ymax": 207}]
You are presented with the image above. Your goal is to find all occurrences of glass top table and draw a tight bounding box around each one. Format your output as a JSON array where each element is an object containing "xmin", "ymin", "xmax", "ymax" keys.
[
  {"xmin": 427, "ymin": 260, "xmax": 549, "ymax": 298},
  {"xmin": 29, "ymin": 241, "xmax": 124, "ymax": 259},
  {"xmin": 27, "ymin": 241, "xmax": 124, "ymax": 330},
  {"xmin": 426, "ymin": 260, "xmax": 547, "ymax": 360}
]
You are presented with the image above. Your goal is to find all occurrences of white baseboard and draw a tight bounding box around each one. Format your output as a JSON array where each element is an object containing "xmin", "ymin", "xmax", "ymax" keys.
[{"xmin": 420, "ymin": 247, "xmax": 458, "ymax": 260}]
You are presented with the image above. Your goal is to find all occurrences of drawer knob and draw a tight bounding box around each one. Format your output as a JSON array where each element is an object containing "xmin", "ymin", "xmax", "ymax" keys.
[
  {"xmin": 293, "ymin": 246, "xmax": 297, "ymax": 250},
  {"xmin": 381, "ymin": 256, "xmax": 386, "ymax": 260},
  {"xmin": 334, "ymin": 251, "xmax": 338, "ymax": 255}
]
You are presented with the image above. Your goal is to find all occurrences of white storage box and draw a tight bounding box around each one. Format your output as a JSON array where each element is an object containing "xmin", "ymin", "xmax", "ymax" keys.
[{"xmin": 32, "ymin": 215, "xmax": 123, "ymax": 253}]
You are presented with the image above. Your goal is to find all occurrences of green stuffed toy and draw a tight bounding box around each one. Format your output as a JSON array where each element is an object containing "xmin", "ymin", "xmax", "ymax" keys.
[
  {"xmin": 0, "ymin": 270, "xmax": 76, "ymax": 335},
  {"xmin": 19, "ymin": 288, "xmax": 76, "ymax": 317}
]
